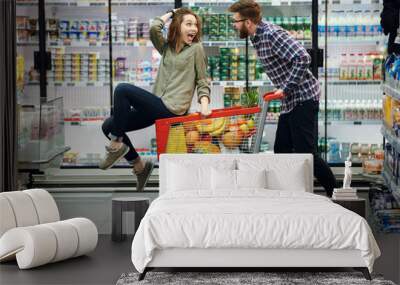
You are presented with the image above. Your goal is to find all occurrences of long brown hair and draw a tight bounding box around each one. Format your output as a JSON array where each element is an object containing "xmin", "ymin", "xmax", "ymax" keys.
[{"xmin": 167, "ymin": 8, "xmax": 202, "ymax": 50}]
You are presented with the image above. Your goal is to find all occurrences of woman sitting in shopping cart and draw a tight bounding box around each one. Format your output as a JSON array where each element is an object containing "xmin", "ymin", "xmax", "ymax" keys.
[{"xmin": 100, "ymin": 8, "xmax": 211, "ymax": 191}]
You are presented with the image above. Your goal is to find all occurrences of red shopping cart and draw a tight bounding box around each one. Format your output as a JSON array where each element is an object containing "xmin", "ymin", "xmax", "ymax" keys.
[{"xmin": 154, "ymin": 91, "xmax": 283, "ymax": 158}]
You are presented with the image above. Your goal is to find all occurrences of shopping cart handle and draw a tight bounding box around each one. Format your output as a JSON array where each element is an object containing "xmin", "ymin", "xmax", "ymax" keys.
[{"xmin": 263, "ymin": 91, "xmax": 284, "ymax": 101}]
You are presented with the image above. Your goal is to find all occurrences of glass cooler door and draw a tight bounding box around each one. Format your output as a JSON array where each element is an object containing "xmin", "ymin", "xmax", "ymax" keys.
[{"xmin": 319, "ymin": 0, "xmax": 384, "ymax": 167}]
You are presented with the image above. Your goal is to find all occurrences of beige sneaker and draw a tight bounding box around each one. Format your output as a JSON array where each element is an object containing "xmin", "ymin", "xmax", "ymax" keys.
[
  {"xmin": 99, "ymin": 143, "xmax": 129, "ymax": 170},
  {"xmin": 134, "ymin": 160, "xmax": 154, "ymax": 191}
]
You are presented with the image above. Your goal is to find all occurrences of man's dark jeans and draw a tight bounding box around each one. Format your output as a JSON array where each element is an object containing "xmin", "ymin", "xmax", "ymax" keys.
[{"xmin": 274, "ymin": 99, "xmax": 337, "ymax": 197}]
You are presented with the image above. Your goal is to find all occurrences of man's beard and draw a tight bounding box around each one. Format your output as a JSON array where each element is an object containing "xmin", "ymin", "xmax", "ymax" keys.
[{"xmin": 239, "ymin": 25, "xmax": 250, "ymax": 39}]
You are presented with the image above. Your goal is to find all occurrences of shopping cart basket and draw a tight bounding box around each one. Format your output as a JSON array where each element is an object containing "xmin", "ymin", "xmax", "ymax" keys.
[{"xmin": 154, "ymin": 91, "xmax": 283, "ymax": 158}]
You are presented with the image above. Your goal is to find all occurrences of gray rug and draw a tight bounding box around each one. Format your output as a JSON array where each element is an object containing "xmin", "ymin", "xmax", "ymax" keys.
[{"xmin": 116, "ymin": 271, "xmax": 396, "ymax": 285}]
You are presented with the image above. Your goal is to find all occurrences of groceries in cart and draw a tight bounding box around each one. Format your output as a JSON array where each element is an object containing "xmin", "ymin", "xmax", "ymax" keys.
[
  {"xmin": 155, "ymin": 106, "xmax": 262, "ymax": 156},
  {"xmin": 167, "ymin": 115, "xmax": 258, "ymax": 154},
  {"xmin": 155, "ymin": 91, "xmax": 284, "ymax": 157}
]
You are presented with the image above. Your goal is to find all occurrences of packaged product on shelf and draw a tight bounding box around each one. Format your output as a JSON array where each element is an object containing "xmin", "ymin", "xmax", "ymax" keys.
[
  {"xmin": 16, "ymin": 16, "xmax": 29, "ymax": 29},
  {"xmin": 16, "ymin": 55, "xmax": 25, "ymax": 90},
  {"xmin": 395, "ymin": 150, "xmax": 400, "ymax": 184},
  {"xmin": 348, "ymin": 54, "xmax": 357, "ymax": 80},
  {"xmin": 385, "ymin": 143, "xmax": 394, "ymax": 172},
  {"xmin": 351, "ymin": 143, "xmax": 361, "ymax": 161},
  {"xmin": 372, "ymin": 52, "xmax": 383, "ymax": 80},
  {"xmin": 63, "ymin": 151, "xmax": 79, "ymax": 164},
  {"xmin": 392, "ymin": 99, "xmax": 400, "ymax": 129},
  {"xmin": 28, "ymin": 18, "xmax": 38, "ymax": 31},
  {"xmin": 59, "ymin": 20, "xmax": 69, "ymax": 32},
  {"xmin": 363, "ymin": 159, "xmax": 383, "ymax": 174},
  {"xmin": 17, "ymin": 30, "xmax": 29, "ymax": 42},
  {"xmin": 69, "ymin": 20, "xmax": 79, "ymax": 32},
  {"xmin": 383, "ymin": 95, "xmax": 393, "ymax": 127},
  {"xmin": 328, "ymin": 139, "xmax": 341, "ymax": 162},
  {"xmin": 69, "ymin": 31, "xmax": 80, "ymax": 40},
  {"xmin": 29, "ymin": 30, "xmax": 38, "ymax": 42},
  {"xmin": 375, "ymin": 149, "xmax": 384, "ymax": 160},
  {"xmin": 87, "ymin": 31, "xmax": 99, "ymax": 40},
  {"xmin": 339, "ymin": 54, "xmax": 348, "ymax": 80},
  {"xmin": 340, "ymin": 142, "xmax": 351, "ymax": 160},
  {"xmin": 392, "ymin": 103, "xmax": 400, "ymax": 135},
  {"xmin": 89, "ymin": 20, "xmax": 100, "ymax": 32},
  {"xmin": 356, "ymin": 53, "xmax": 366, "ymax": 80},
  {"xmin": 60, "ymin": 31, "xmax": 69, "ymax": 40},
  {"xmin": 360, "ymin": 143, "xmax": 370, "ymax": 160},
  {"xmin": 79, "ymin": 20, "xmax": 89, "ymax": 32}
]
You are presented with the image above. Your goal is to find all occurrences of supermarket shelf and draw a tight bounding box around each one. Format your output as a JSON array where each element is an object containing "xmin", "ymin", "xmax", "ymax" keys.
[
  {"xmin": 183, "ymin": 0, "xmax": 312, "ymax": 6},
  {"xmin": 320, "ymin": 0, "xmax": 382, "ymax": 6},
  {"xmin": 382, "ymin": 167, "xmax": 400, "ymax": 204},
  {"xmin": 322, "ymin": 80, "xmax": 381, "ymax": 86},
  {"xmin": 16, "ymin": 0, "xmax": 380, "ymax": 6},
  {"xmin": 27, "ymin": 80, "xmax": 271, "ymax": 88},
  {"xmin": 203, "ymin": 41, "xmax": 246, "ymax": 48},
  {"xmin": 318, "ymin": 37, "xmax": 385, "ymax": 46},
  {"xmin": 19, "ymin": 146, "xmax": 71, "ymax": 170},
  {"xmin": 382, "ymin": 84, "xmax": 400, "ymax": 101},
  {"xmin": 27, "ymin": 81, "xmax": 154, "ymax": 87},
  {"xmin": 18, "ymin": 40, "xmax": 153, "ymax": 48},
  {"xmin": 381, "ymin": 124, "xmax": 400, "ymax": 151},
  {"xmin": 111, "ymin": 0, "xmax": 174, "ymax": 5},
  {"xmin": 212, "ymin": 81, "xmax": 272, "ymax": 87},
  {"xmin": 17, "ymin": 0, "xmax": 174, "ymax": 7},
  {"xmin": 19, "ymin": 40, "xmax": 275, "ymax": 49},
  {"xmin": 48, "ymin": 81, "xmax": 109, "ymax": 87},
  {"xmin": 320, "ymin": 120, "xmax": 382, "ymax": 125},
  {"xmin": 204, "ymin": 39, "xmax": 311, "ymax": 47},
  {"xmin": 184, "ymin": 0, "xmax": 380, "ymax": 5}
]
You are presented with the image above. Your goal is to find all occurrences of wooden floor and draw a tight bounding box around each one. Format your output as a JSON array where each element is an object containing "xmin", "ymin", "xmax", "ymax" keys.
[
  {"xmin": 1, "ymin": 234, "xmax": 398, "ymax": 285},
  {"xmin": 0, "ymin": 235, "xmax": 133, "ymax": 285}
]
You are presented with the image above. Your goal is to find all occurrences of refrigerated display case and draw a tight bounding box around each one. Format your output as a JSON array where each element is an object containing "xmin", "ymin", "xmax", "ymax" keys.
[
  {"xmin": 16, "ymin": 0, "xmax": 385, "ymax": 188},
  {"xmin": 16, "ymin": 0, "xmax": 69, "ymax": 174},
  {"xmin": 318, "ymin": 0, "xmax": 385, "ymax": 167}
]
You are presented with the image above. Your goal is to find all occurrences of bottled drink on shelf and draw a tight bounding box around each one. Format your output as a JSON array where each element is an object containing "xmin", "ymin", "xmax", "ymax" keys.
[
  {"xmin": 357, "ymin": 53, "xmax": 366, "ymax": 81},
  {"xmin": 339, "ymin": 53, "xmax": 348, "ymax": 80},
  {"xmin": 321, "ymin": 99, "xmax": 382, "ymax": 121},
  {"xmin": 318, "ymin": 10, "xmax": 381, "ymax": 40},
  {"xmin": 348, "ymin": 53, "xmax": 357, "ymax": 80}
]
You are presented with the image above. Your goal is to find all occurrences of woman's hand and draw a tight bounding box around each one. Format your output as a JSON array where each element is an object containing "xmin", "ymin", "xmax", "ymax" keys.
[
  {"xmin": 160, "ymin": 9, "xmax": 178, "ymax": 23},
  {"xmin": 200, "ymin": 96, "xmax": 211, "ymax": 117}
]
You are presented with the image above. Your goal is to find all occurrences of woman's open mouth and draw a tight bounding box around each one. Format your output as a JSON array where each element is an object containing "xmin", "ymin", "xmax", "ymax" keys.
[{"xmin": 187, "ymin": 32, "xmax": 196, "ymax": 41}]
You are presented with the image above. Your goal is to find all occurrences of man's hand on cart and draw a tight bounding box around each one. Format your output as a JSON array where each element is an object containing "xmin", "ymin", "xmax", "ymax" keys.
[
  {"xmin": 273, "ymin": 89, "xmax": 285, "ymax": 97},
  {"xmin": 200, "ymin": 96, "xmax": 211, "ymax": 117}
]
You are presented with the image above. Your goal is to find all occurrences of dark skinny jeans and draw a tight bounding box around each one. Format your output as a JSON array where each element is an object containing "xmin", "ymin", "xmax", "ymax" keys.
[{"xmin": 102, "ymin": 83, "xmax": 177, "ymax": 161}]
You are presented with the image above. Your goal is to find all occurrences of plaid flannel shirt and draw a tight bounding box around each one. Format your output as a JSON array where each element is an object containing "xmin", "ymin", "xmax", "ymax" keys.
[{"xmin": 251, "ymin": 21, "xmax": 320, "ymax": 114}]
